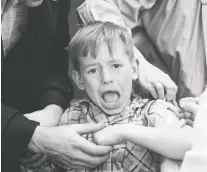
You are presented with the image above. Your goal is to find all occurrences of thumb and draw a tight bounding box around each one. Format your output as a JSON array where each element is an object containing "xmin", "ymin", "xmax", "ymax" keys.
[
  {"xmin": 179, "ymin": 97, "xmax": 199, "ymax": 104},
  {"xmin": 74, "ymin": 122, "xmax": 105, "ymax": 135},
  {"xmin": 179, "ymin": 101, "xmax": 198, "ymax": 114}
]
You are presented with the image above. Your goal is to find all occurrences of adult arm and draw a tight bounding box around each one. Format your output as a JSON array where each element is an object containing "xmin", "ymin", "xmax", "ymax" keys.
[
  {"xmin": 179, "ymin": 106, "xmax": 207, "ymax": 172},
  {"xmin": 77, "ymin": 0, "xmax": 177, "ymax": 100},
  {"xmin": 2, "ymin": 37, "xmax": 39, "ymax": 172},
  {"xmin": 180, "ymin": 86, "xmax": 207, "ymax": 172},
  {"xmin": 1, "ymin": 104, "xmax": 39, "ymax": 172},
  {"xmin": 2, "ymin": 0, "xmax": 73, "ymax": 113}
]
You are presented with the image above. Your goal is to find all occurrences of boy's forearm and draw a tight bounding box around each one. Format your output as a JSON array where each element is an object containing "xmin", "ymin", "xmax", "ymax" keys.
[{"xmin": 120, "ymin": 124, "xmax": 195, "ymax": 159}]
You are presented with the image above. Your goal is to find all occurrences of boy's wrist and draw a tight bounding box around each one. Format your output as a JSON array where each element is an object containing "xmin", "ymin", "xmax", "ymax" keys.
[{"xmin": 118, "ymin": 124, "xmax": 133, "ymax": 141}]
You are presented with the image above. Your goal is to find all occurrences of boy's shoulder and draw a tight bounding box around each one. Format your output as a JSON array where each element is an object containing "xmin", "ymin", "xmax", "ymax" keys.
[{"xmin": 132, "ymin": 94, "xmax": 179, "ymax": 127}]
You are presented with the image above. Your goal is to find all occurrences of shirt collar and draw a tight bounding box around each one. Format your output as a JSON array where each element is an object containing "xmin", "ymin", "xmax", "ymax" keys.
[{"xmin": 77, "ymin": 94, "xmax": 144, "ymax": 126}]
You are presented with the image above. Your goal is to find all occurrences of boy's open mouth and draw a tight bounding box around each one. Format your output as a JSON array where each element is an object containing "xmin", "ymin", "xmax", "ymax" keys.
[{"xmin": 102, "ymin": 91, "xmax": 120, "ymax": 104}]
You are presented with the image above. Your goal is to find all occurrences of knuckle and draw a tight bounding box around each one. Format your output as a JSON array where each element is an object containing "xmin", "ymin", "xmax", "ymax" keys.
[{"xmin": 155, "ymin": 82, "xmax": 163, "ymax": 88}]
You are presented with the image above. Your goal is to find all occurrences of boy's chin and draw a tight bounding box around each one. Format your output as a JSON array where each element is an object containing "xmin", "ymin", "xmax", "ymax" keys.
[
  {"xmin": 102, "ymin": 106, "xmax": 124, "ymax": 116},
  {"xmin": 100, "ymin": 99, "xmax": 130, "ymax": 115}
]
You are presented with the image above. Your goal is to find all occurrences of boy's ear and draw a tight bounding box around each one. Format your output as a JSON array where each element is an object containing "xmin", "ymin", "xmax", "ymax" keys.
[
  {"xmin": 72, "ymin": 70, "xmax": 85, "ymax": 90},
  {"xmin": 132, "ymin": 59, "xmax": 139, "ymax": 80}
]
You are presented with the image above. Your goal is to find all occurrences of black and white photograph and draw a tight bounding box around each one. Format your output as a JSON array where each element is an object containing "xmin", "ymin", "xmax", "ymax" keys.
[{"xmin": 1, "ymin": 0, "xmax": 207, "ymax": 172}]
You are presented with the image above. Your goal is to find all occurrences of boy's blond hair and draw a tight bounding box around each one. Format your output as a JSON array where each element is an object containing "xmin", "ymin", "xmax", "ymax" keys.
[{"xmin": 68, "ymin": 21, "xmax": 134, "ymax": 72}]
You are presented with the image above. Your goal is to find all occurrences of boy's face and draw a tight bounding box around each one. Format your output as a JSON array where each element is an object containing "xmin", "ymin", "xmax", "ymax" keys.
[{"xmin": 72, "ymin": 39, "xmax": 138, "ymax": 115}]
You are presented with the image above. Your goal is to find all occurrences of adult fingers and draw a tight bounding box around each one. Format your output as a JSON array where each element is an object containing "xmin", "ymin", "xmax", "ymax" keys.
[
  {"xmin": 154, "ymin": 82, "xmax": 165, "ymax": 99},
  {"xmin": 166, "ymin": 102, "xmax": 179, "ymax": 115},
  {"xmin": 55, "ymin": 151, "xmax": 110, "ymax": 169},
  {"xmin": 162, "ymin": 77, "xmax": 177, "ymax": 101},
  {"xmin": 179, "ymin": 97, "xmax": 199, "ymax": 104},
  {"xmin": 54, "ymin": 157, "xmax": 94, "ymax": 169},
  {"xmin": 74, "ymin": 123, "xmax": 105, "ymax": 135},
  {"xmin": 71, "ymin": 151, "xmax": 110, "ymax": 168},
  {"xmin": 179, "ymin": 101, "xmax": 198, "ymax": 115},
  {"xmin": 184, "ymin": 119, "xmax": 194, "ymax": 127},
  {"xmin": 22, "ymin": 154, "xmax": 48, "ymax": 168},
  {"xmin": 182, "ymin": 111, "xmax": 194, "ymax": 120},
  {"xmin": 179, "ymin": 112, "xmax": 195, "ymax": 122},
  {"xmin": 78, "ymin": 136, "xmax": 112, "ymax": 156},
  {"xmin": 146, "ymin": 83, "xmax": 158, "ymax": 99},
  {"xmin": 70, "ymin": 133, "xmax": 111, "ymax": 156},
  {"xmin": 20, "ymin": 153, "xmax": 43, "ymax": 164}
]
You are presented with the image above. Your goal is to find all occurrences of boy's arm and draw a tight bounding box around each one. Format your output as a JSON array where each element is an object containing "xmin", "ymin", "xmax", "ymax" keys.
[
  {"xmin": 148, "ymin": 102, "xmax": 183, "ymax": 172},
  {"xmin": 94, "ymin": 122, "xmax": 195, "ymax": 159},
  {"xmin": 122, "ymin": 122, "xmax": 194, "ymax": 160},
  {"xmin": 94, "ymin": 99, "xmax": 196, "ymax": 160}
]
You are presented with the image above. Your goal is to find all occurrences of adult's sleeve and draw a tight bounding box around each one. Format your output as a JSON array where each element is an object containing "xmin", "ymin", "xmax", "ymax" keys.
[
  {"xmin": 2, "ymin": 0, "xmax": 73, "ymax": 112},
  {"xmin": 30, "ymin": 0, "xmax": 74, "ymax": 111},
  {"xmin": 2, "ymin": 104, "xmax": 39, "ymax": 172}
]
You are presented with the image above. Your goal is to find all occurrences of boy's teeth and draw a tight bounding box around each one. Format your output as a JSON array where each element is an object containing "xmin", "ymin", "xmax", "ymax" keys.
[{"xmin": 102, "ymin": 92, "xmax": 119, "ymax": 103}]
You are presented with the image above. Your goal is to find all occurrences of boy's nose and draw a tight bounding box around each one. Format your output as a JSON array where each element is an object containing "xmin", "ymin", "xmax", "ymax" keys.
[{"xmin": 102, "ymin": 68, "xmax": 113, "ymax": 84}]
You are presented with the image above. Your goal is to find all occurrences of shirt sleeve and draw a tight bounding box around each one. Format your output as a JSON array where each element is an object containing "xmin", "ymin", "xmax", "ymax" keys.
[
  {"xmin": 144, "ymin": 99, "xmax": 179, "ymax": 128},
  {"xmin": 2, "ymin": 113, "xmax": 39, "ymax": 172},
  {"xmin": 77, "ymin": 0, "xmax": 156, "ymax": 31}
]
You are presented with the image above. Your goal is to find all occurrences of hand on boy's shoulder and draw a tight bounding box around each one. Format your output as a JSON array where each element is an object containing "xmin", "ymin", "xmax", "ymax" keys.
[{"xmin": 178, "ymin": 86, "xmax": 207, "ymax": 127}]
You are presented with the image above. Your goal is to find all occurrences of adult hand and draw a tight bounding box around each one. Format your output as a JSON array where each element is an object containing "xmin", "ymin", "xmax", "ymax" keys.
[
  {"xmin": 179, "ymin": 85, "xmax": 207, "ymax": 126},
  {"xmin": 138, "ymin": 59, "xmax": 177, "ymax": 100},
  {"xmin": 28, "ymin": 123, "xmax": 111, "ymax": 169},
  {"xmin": 179, "ymin": 97, "xmax": 198, "ymax": 126},
  {"xmin": 134, "ymin": 48, "xmax": 177, "ymax": 100}
]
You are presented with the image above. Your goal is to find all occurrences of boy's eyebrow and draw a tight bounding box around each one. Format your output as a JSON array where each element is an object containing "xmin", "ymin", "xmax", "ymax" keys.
[
  {"xmin": 108, "ymin": 59, "xmax": 123, "ymax": 63},
  {"xmin": 84, "ymin": 63, "xmax": 99, "ymax": 69}
]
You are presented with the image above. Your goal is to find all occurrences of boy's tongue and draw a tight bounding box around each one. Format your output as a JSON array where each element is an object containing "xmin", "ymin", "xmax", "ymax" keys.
[{"xmin": 102, "ymin": 91, "xmax": 119, "ymax": 103}]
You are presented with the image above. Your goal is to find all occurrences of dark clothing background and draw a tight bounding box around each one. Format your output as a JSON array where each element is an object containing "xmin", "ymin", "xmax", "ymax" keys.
[{"xmin": 1, "ymin": 0, "xmax": 73, "ymax": 171}]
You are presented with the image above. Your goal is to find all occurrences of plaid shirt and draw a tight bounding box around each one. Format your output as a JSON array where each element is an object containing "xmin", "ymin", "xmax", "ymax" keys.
[
  {"xmin": 1, "ymin": 0, "xmax": 28, "ymax": 57},
  {"xmin": 21, "ymin": 94, "xmax": 178, "ymax": 172}
]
